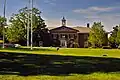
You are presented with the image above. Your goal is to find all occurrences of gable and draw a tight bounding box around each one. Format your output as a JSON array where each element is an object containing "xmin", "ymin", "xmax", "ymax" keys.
[{"xmin": 50, "ymin": 26, "xmax": 79, "ymax": 33}]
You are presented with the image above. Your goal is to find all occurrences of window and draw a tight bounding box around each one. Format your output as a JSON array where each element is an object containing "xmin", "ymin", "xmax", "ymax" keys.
[
  {"xmin": 84, "ymin": 34, "xmax": 88, "ymax": 41},
  {"xmin": 52, "ymin": 34, "xmax": 53, "ymax": 37},
  {"xmin": 57, "ymin": 34, "xmax": 59, "ymax": 39},
  {"xmin": 65, "ymin": 34, "xmax": 68, "ymax": 39},
  {"xmin": 61, "ymin": 34, "xmax": 62, "ymax": 38},
  {"xmin": 69, "ymin": 34, "xmax": 71, "ymax": 38}
]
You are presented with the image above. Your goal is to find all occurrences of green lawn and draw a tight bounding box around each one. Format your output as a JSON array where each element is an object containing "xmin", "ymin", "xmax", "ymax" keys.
[
  {"xmin": 0, "ymin": 47, "xmax": 120, "ymax": 80},
  {"xmin": 0, "ymin": 47, "xmax": 120, "ymax": 58}
]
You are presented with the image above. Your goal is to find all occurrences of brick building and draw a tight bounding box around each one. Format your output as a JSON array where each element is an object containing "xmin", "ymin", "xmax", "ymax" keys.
[{"xmin": 48, "ymin": 17, "xmax": 91, "ymax": 48}]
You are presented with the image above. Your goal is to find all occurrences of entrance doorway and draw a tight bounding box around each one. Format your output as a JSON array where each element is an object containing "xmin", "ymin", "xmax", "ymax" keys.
[{"xmin": 60, "ymin": 40, "xmax": 67, "ymax": 47}]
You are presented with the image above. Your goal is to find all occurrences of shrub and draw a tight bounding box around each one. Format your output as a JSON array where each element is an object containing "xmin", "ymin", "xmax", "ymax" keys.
[{"xmin": 118, "ymin": 46, "xmax": 120, "ymax": 49}]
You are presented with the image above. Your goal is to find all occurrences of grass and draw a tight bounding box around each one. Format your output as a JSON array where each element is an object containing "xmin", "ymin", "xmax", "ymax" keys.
[
  {"xmin": 0, "ymin": 73, "xmax": 120, "ymax": 80},
  {"xmin": 0, "ymin": 47, "xmax": 120, "ymax": 58},
  {"xmin": 0, "ymin": 47, "xmax": 120, "ymax": 80}
]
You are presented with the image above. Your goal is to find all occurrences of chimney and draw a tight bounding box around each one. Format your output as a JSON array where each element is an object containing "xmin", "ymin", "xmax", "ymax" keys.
[{"xmin": 87, "ymin": 23, "xmax": 90, "ymax": 28}]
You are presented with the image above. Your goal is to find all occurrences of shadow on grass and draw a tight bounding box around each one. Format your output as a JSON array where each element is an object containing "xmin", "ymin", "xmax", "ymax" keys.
[
  {"xmin": 0, "ymin": 52, "xmax": 120, "ymax": 76},
  {"xmin": 0, "ymin": 47, "xmax": 55, "ymax": 51}
]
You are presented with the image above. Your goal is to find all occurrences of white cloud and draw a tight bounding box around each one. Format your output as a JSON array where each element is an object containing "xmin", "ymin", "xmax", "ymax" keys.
[
  {"xmin": 89, "ymin": 7, "xmax": 113, "ymax": 12},
  {"xmin": 44, "ymin": 15, "xmax": 120, "ymax": 31},
  {"xmin": 44, "ymin": 0, "xmax": 56, "ymax": 5},
  {"xmin": 73, "ymin": 6, "xmax": 118, "ymax": 14},
  {"xmin": 83, "ymin": 13, "xmax": 120, "ymax": 31},
  {"xmin": 84, "ymin": 15, "xmax": 100, "ymax": 19},
  {"xmin": 73, "ymin": 6, "xmax": 120, "ymax": 31}
]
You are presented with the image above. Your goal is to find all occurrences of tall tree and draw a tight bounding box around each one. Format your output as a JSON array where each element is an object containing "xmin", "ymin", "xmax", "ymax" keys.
[
  {"xmin": 6, "ymin": 7, "xmax": 47, "ymax": 45},
  {"xmin": 0, "ymin": 16, "xmax": 6, "ymax": 37},
  {"xmin": 88, "ymin": 22, "xmax": 107, "ymax": 47},
  {"xmin": 116, "ymin": 25, "xmax": 120, "ymax": 46},
  {"xmin": 109, "ymin": 26, "xmax": 118, "ymax": 48}
]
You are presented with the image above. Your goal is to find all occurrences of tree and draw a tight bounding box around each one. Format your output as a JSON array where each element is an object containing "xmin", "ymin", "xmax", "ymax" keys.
[
  {"xmin": 33, "ymin": 28, "xmax": 53, "ymax": 47},
  {"xmin": 0, "ymin": 16, "xmax": 6, "ymax": 37},
  {"xmin": 116, "ymin": 25, "xmax": 120, "ymax": 46},
  {"xmin": 5, "ymin": 23, "xmax": 23, "ymax": 43},
  {"xmin": 88, "ymin": 22, "xmax": 107, "ymax": 47},
  {"xmin": 109, "ymin": 26, "xmax": 118, "ymax": 48},
  {"xmin": 6, "ymin": 7, "xmax": 47, "ymax": 45}
]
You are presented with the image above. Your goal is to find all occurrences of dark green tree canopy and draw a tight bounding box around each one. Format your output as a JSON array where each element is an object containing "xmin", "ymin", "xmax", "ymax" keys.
[
  {"xmin": 116, "ymin": 26, "xmax": 120, "ymax": 45},
  {"xmin": 109, "ymin": 25, "xmax": 119, "ymax": 48},
  {"xmin": 6, "ymin": 7, "xmax": 47, "ymax": 44}
]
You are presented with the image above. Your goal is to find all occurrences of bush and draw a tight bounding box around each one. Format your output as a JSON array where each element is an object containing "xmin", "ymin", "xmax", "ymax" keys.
[
  {"xmin": 102, "ymin": 46, "xmax": 112, "ymax": 49},
  {"xmin": 118, "ymin": 46, "xmax": 120, "ymax": 49}
]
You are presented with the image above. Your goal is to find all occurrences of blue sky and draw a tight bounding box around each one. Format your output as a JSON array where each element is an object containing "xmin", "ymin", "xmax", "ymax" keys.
[{"xmin": 0, "ymin": 0, "xmax": 120, "ymax": 31}]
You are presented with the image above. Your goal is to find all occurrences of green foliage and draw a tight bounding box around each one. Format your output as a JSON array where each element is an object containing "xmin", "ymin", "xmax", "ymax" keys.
[
  {"xmin": 33, "ymin": 28, "xmax": 52, "ymax": 46},
  {"xmin": 109, "ymin": 26, "xmax": 118, "ymax": 47},
  {"xmin": 116, "ymin": 26, "xmax": 120, "ymax": 45},
  {"xmin": 5, "ymin": 24, "xmax": 23, "ymax": 43},
  {"xmin": 6, "ymin": 7, "xmax": 46, "ymax": 44},
  {"xmin": 0, "ymin": 16, "xmax": 6, "ymax": 37},
  {"xmin": 88, "ymin": 22, "xmax": 107, "ymax": 47}
]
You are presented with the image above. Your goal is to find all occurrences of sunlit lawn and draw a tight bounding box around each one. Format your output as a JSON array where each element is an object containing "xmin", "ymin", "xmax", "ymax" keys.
[
  {"xmin": 0, "ymin": 47, "xmax": 120, "ymax": 80},
  {"xmin": 0, "ymin": 47, "xmax": 120, "ymax": 58},
  {"xmin": 0, "ymin": 73, "xmax": 120, "ymax": 80}
]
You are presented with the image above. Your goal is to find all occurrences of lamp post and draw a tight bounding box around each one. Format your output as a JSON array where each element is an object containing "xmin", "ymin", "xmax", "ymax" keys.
[
  {"xmin": 27, "ymin": 0, "xmax": 30, "ymax": 47},
  {"xmin": 3, "ymin": 0, "xmax": 6, "ymax": 48},
  {"xmin": 31, "ymin": 0, "xmax": 33, "ymax": 50}
]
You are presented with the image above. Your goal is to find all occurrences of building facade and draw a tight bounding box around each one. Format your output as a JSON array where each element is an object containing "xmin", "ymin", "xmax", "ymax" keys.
[{"xmin": 48, "ymin": 17, "xmax": 91, "ymax": 48}]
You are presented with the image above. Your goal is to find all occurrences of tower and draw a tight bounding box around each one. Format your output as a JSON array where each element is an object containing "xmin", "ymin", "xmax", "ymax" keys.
[{"xmin": 62, "ymin": 16, "xmax": 66, "ymax": 26}]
